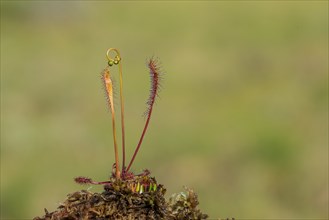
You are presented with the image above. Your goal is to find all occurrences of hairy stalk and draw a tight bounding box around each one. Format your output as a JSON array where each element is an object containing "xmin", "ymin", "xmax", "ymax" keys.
[
  {"xmin": 102, "ymin": 67, "xmax": 120, "ymax": 179},
  {"xmin": 126, "ymin": 58, "xmax": 162, "ymax": 172}
]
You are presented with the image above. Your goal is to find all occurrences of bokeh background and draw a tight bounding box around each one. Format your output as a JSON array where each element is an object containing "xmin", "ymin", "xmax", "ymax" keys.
[{"xmin": 1, "ymin": 1, "xmax": 328, "ymax": 219}]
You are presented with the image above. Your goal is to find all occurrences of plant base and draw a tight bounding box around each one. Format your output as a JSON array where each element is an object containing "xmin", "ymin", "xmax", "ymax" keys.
[{"xmin": 34, "ymin": 179, "xmax": 208, "ymax": 220}]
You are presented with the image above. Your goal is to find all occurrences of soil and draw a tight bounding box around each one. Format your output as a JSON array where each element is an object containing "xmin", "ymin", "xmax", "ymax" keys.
[{"xmin": 34, "ymin": 176, "xmax": 208, "ymax": 220}]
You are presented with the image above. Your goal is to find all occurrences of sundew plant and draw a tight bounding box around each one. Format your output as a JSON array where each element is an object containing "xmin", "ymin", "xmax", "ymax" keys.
[{"xmin": 75, "ymin": 48, "xmax": 163, "ymax": 192}]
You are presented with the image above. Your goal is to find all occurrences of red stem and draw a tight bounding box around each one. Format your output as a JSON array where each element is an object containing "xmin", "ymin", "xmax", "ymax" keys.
[{"xmin": 126, "ymin": 105, "xmax": 154, "ymax": 172}]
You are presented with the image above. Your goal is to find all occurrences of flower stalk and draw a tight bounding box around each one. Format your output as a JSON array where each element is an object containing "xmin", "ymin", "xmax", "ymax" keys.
[{"xmin": 106, "ymin": 48, "xmax": 126, "ymax": 175}]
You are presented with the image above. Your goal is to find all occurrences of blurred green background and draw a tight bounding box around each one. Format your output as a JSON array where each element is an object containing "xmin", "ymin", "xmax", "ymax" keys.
[{"xmin": 1, "ymin": 1, "xmax": 328, "ymax": 219}]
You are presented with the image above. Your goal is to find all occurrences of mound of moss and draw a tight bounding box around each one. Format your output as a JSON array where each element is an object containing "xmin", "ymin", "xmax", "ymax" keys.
[{"xmin": 34, "ymin": 179, "xmax": 208, "ymax": 220}]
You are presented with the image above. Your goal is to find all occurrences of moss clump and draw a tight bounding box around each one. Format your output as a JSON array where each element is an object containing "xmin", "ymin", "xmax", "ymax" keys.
[
  {"xmin": 34, "ymin": 178, "xmax": 208, "ymax": 220},
  {"xmin": 168, "ymin": 187, "xmax": 208, "ymax": 220}
]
